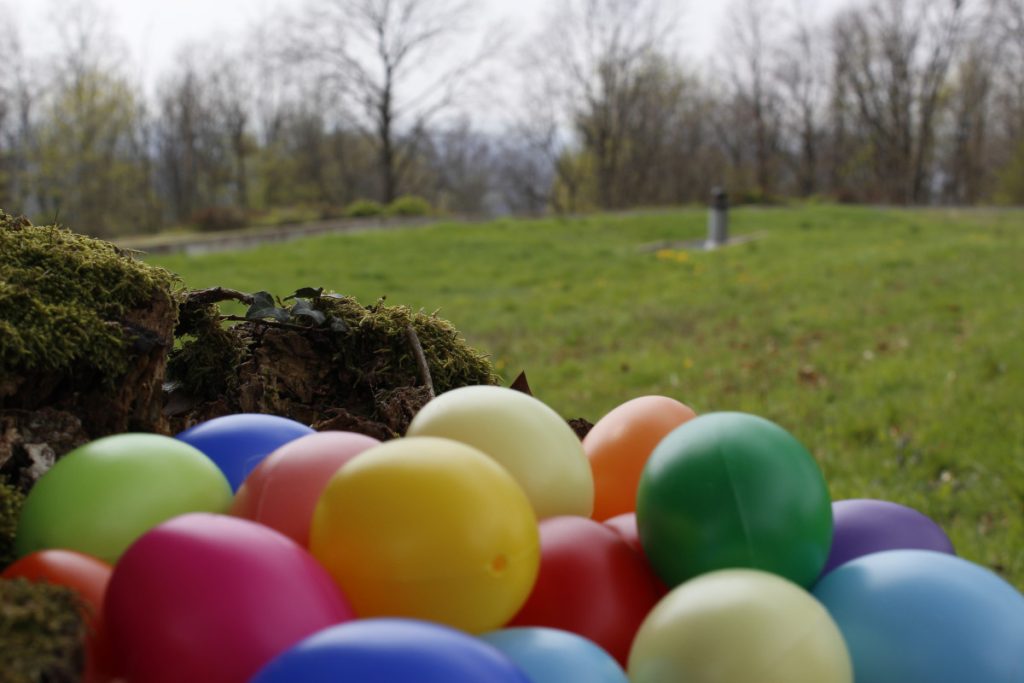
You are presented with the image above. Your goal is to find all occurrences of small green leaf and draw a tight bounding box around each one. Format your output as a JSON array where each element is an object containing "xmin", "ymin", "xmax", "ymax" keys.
[
  {"xmin": 294, "ymin": 310, "xmax": 327, "ymax": 325},
  {"xmin": 245, "ymin": 291, "xmax": 275, "ymax": 316},
  {"xmin": 291, "ymin": 299, "xmax": 327, "ymax": 325},
  {"xmin": 285, "ymin": 287, "xmax": 324, "ymax": 301}
]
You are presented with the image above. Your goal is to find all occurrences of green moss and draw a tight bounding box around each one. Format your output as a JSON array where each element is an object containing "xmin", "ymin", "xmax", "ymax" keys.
[
  {"xmin": 167, "ymin": 303, "xmax": 246, "ymax": 400},
  {"xmin": 167, "ymin": 327, "xmax": 246, "ymax": 399},
  {"xmin": 315, "ymin": 294, "xmax": 498, "ymax": 391},
  {"xmin": 0, "ymin": 578, "xmax": 86, "ymax": 682},
  {"xmin": 0, "ymin": 482, "xmax": 25, "ymax": 570},
  {"xmin": 0, "ymin": 210, "xmax": 178, "ymax": 388}
]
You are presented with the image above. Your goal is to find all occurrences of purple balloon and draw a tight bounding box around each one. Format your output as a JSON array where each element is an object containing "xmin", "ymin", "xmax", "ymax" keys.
[{"xmin": 821, "ymin": 499, "xmax": 955, "ymax": 577}]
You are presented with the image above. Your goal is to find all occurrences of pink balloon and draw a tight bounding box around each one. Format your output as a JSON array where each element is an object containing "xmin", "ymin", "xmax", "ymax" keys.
[
  {"xmin": 105, "ymin": 513, "xmax": 355, "ymax": 683},
  {"xmin": 603, "ymin": 512, "xmax": 644, "ymax": 556},
  {"xmin": 231, "ymin": 431, "xmax": 380, "ymax": 546}
]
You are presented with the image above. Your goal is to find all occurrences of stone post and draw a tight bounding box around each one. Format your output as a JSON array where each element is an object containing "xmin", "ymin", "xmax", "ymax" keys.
[{"xmin": 706, "ymin": 186, "xmax": 729, "ymax": 249}]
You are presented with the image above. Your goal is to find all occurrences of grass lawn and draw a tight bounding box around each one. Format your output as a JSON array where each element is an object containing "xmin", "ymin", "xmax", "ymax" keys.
[{"xmin": 145, "ymin": 204, "xmax": 1024, "ymax": 588}]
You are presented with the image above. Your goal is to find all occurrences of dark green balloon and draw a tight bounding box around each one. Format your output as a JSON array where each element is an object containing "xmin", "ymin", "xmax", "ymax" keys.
[{"xmin": 636, "ymin": 412, "xmax": 832, "ymax": 588}]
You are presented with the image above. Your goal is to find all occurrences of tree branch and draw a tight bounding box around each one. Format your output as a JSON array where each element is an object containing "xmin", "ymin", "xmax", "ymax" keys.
[
  {"xmin": 405, "ymin": 323, "xmax": 435, "ymax": 398},
  {"xmin": 184, "ymin": 287, "xmax": 254, "ymax": 307}
]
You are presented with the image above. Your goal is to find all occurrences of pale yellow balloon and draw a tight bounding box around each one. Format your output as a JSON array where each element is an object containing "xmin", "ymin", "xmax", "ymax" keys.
[
  {"xmin": 406, "ymin": 386, "xmax": 594, "ymax": 518},
  {"xmin": 628, "ymin": 569, "xmax": 853, "ymax": 683}
]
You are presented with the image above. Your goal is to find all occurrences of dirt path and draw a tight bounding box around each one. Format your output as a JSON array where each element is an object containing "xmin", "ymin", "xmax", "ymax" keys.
[{"xmin": 115, "ymin": 215, "xmax": 449, "ymax": 256}]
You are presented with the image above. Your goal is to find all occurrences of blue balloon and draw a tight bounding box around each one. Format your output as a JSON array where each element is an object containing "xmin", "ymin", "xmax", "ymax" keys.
[
  {"xmin": 813, "ymin": 549, "xmax": 1024, "ymax": 683},
  {"xmin": 249, "ymin": 619, "xmax": 532, "ymax": 683},
  {"xmin": 176, "ymin": 414, "xmax": 314, "ymax": 491},
  {"xmin": 480, "ymin": 627, "xmax": 629, "ymax": 683}
]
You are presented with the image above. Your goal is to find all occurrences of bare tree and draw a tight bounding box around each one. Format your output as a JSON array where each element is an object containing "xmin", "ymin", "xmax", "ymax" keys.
[
  {"xmin": 30, "ymin": 0, "xmax": 158, "ymax": 235},
  {"xmin": 718, "ymin": 0, "xmax": 784, "ymax": 197},
  {"xmin": 498, "ymin": 73, "xmax": 572, "ymax": 214},
  {"xmin": 419, "ymin": 119, "xmax": 496, "ymax": 215},
  {"xmin": 661, "ymin": 84, "xmax": 729, "ymax": 203},
  {"xmin": 155, "ymin": 54, "xmax": 227, "ymax": 222},
  {"xmin": 526, "ymin": 0, "xmax": 679, "ymax": 210},
  {"xmin": 206, "ymin": 52, "xmax": 255, "ymax": 211},
  {"xmin": 943, "ymin": 15, "xmax": 996, "ymax": 203},
  {"xmin": 285, "ymin": 0, "xmax": 502, "ymax": 203},
  {"xmin": 0, "ymin": 4, "xmax": 34, "ymax": 212},
  {"xmin": 991, "ymin": 0, "xmax": 1024, "ymax": 146},
  {"xmin": 776, "ymin": 0, "xmax": 830, "ymax": 196},
  {"xmin": 495, "ymin": 134, "xmax": 557, "ymax": 215},
  {"xmin": 977, "ymin": 0, "xmax": 1024, "ymax": 201},
  {"xmin": 831, "ymin": 0, "xmax": 968, "ymax": 203}
]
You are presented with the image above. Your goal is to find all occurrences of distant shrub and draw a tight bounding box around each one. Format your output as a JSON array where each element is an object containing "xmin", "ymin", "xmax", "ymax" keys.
[
  {"xmin": 345, "ymin": 199, "xmax": 385, "ymax": 218},
  {"xmin": 191, "ymin": 206, "xmax": 248, "ymax": 232},
  {"xmin": 385, "ymin": 195, "xmax": 432, "ymax": 217}
]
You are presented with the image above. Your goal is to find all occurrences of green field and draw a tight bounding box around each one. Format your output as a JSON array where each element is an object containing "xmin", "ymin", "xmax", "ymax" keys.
[{"xmin": 146, "ymin": 204, "xmax": 1024, "ymax": 587}]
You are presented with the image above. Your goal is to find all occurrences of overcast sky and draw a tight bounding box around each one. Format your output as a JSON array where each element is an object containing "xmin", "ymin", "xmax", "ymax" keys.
[{"xmin": 10, "ymin": 0, "xmax": 853, "ymax": 89}]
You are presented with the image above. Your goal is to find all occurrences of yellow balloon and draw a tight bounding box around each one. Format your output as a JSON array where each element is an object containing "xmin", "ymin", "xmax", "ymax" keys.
[
  {"xmin": 309, "ymin": 436, "xmax": 540, "ymax": 634},
  {"xmin": 628, "ymin": 569, "xmax": 853, "ymax": 683},
  {"xmin": 406, "ymin": 386, "xmax": 594, "ymax": 518}
]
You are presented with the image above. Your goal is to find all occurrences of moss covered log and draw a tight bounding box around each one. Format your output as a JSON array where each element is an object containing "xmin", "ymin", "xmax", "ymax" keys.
[
  {"xmin": 0, "ymin": 211, "xmax": 176, "ymax": 391},
  {"xmin": 0, "ymin": 211, "xmax": 179, "ymax": 484},
  {"xmin": 167, "ymin": 290, "xmax": 499, "ymax": 438}
]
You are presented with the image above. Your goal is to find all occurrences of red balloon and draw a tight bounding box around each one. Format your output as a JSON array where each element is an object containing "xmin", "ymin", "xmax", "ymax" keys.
[
  {"xmin": 230, "ymin": 431, "xmax": 380, "ymax": 546},
  {"xmin": 2, "ymin": 549, "xmax": 115, "ymax": 683},
  {"xmin": 509, "ymin": 516, "xmax": 665, "ymax": 665},
  {"xmin": 105, "ymin": 513, "xmax": 355, "ymax": 683}
]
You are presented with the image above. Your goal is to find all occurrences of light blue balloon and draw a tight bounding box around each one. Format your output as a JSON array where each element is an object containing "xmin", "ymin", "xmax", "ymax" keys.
[
  {"xmin": 813, "ymin": 549, "xmax": 1024, "ymax": 683},
  {"xmin": 480, "ymin": 627, "xmax": 629, "ymax": 683},
  {"xmin": 176, "ymin": 413, "xmax": 314, "ymax": 491}
]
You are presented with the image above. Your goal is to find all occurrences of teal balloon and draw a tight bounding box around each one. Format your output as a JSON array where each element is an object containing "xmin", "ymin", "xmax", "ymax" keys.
[
  {"xmin": 814, "ymin": 550, "xmax": 1024, "ymax": 683},
  {"xmin": 15, "ymin": 433, "xmax": 232, "ymax": 562},
  {"xmin": 481, "ymin": 628, "xmax": 628, "ymax": 683},
  {"xmin": 636, "ymin": 412, "xmax": 832, "ymax": 588}
]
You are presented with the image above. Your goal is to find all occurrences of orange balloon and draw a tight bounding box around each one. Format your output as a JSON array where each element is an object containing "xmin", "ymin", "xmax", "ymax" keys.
[
  {"xmin": 584, "ymin": 396, "xmax": 697, "ymax": 521},
  {"xmin": 2, "ymin": 549, "xmax": 115, "ymax": 682},
  {"xmin": 230, "ymin": 431, "xmax": 380, "ymax": 546}
]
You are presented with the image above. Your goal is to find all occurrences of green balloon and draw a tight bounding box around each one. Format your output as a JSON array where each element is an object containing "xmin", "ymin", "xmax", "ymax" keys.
[
  {"xmin": 636, "ymin": 412, "xmax": 832, "ymax": 588},
  {"xmin": 15, "ymin": 433, "xmax": 232, "ymax": 563}
]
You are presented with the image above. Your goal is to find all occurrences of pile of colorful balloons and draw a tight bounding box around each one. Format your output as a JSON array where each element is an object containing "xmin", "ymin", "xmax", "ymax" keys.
[{"xmin": 6, "ymin": 387, "xmax": 1024, "ymax": 682}]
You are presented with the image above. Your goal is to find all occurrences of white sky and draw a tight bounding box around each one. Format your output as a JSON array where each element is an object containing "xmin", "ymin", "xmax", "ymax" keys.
[{"xmin": 9, "ymin": 0, "xmax": 853, "ymax": 89}]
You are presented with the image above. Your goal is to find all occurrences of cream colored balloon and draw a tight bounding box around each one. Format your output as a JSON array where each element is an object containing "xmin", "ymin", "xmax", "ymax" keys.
[
  {"xmin": 407, "ymin": 386, "xmax": 594, "ymax": 518},
  {"xmin": 628, "ymin": 569, "xmax": 853, "ymax": 683}
]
